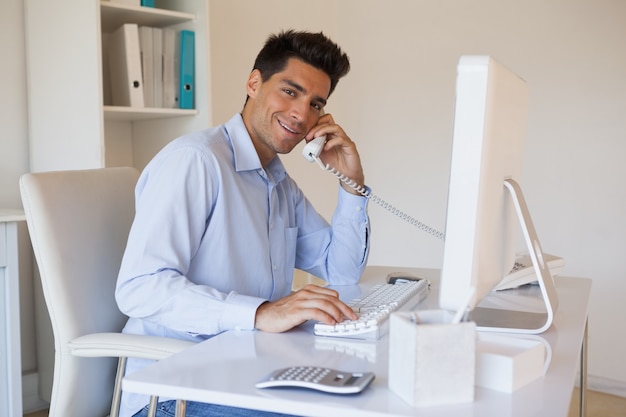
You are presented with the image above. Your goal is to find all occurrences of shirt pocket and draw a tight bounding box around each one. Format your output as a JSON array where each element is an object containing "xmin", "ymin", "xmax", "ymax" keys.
[{"xmin": 276, "ymin": 227, "xmax": 298, "ymax": 298}]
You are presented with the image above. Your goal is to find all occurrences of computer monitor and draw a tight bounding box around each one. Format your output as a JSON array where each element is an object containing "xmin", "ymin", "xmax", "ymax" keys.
[{"xmin": 439, "ymin": 56, "xmax": 559, "ymax": 334}]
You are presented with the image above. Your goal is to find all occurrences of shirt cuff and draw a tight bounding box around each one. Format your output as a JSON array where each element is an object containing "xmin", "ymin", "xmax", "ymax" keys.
[
  {"xmin": 335, "ymin": 184, "xmax": 370, "ymax": 221},
  {"xmin": 221, "ymin": 292, "xmax": 267, "ymax": 332}
]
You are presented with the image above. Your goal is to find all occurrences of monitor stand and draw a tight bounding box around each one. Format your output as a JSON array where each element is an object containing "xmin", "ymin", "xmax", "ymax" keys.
[{"xmin": 469, "ymin": 179, "xmax": 560, "ymax": 334}]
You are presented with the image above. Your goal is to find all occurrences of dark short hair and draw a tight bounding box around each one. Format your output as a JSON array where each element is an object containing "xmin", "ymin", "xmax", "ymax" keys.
[{"xmin": 252, "ymin": 29, "xmax": 350, "ymax": 97}]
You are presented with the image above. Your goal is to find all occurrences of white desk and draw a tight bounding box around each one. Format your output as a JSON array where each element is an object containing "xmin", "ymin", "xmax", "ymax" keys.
[
  {"xmin": 123, "ymin": 266, "xmax": 591, "ymax": 417},
  {"xmin": 0, "ymin": 209, "xmax": 26, "ymax": 417}
]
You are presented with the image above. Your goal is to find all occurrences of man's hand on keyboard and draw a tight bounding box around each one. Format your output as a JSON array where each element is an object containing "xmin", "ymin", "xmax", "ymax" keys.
[
  {"xmin": 313, "ymin": 280, "xmax": 430, "ymax": 340},
  {"xmin": 254, "ymin": 284, "xmax": 358, "ymax": 333}
]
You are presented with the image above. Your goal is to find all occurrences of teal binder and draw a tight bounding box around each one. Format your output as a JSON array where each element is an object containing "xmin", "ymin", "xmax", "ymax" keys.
[{"xmin": 179, "ymin": 30, "xmax": 195, "ymax": 109}]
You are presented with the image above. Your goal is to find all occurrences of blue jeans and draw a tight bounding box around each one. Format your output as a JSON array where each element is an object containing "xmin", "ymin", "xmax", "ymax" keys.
[{"xmin": 133, "ymin": 400, "xmax": 297, "ymax": 417}]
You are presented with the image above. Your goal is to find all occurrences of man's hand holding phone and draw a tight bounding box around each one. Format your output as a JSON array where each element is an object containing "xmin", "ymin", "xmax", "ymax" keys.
[{"xmin": 303, "ymin": 113, "xmax": 365, "ymax": 195}]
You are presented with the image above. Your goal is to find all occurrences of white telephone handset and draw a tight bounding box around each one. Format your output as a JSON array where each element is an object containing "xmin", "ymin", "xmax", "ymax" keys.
[
  {"xmin": 301, "ymin": 135, "xmax": 444, "ymax": 240},
  {"xmin": 302, "ymin": 135, "xmax": 327, "ymax": 162}
]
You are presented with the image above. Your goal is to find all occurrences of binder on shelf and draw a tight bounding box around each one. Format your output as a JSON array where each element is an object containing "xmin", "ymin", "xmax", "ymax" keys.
[
  {"xmin": 141, "ymin": 0, "xmax": 155, "ymax": 7},
  {"xmin": 109, "ymin": 23, "xmax": 144, "ymax": 107},
  {"xmin": 138, "ymin": 26, "xmax": 154, "ymax": 107},
  {"xmin": 152, "ymin": 27, "xmax": 164, "ymax": 108},
  {"xmin": 162, "ymin": 28, "xmax": 179, "ymax": 108},
  {"xmin": 179, "ymin": 30, "xmax": 195, "ymax": 109},
  {"xmin": 106, "ymin": 0, "xmax": 141, "ymax": 6}
]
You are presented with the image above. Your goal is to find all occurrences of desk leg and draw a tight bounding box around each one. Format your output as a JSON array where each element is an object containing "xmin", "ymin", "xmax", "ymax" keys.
[
  {"xmin": 579, "ymin": 319, "xmax": 588, "ymax": 417},
  {"xmin": 175, "ymin": 399, "xmax": 186, "ymax": 417},
  {"xmin": 147, "ymin": 395, "xmax": 158, "ymax": 417}
]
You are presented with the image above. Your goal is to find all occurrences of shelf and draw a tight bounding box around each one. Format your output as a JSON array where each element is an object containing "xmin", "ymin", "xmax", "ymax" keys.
[
  {"xmin": 0, "ymin": 209, "xmax": 26, "ymax": 223},
  {"xmin": 100, "ymin": 1, "xmax": 195, "ymax": 32},
  {"xmin": 26, "ymin": 0, "xmax": 208, "ymax": 172},
  {"xmin": 104, "ymin": 106, "xmax": 197, "ymax": 121}
]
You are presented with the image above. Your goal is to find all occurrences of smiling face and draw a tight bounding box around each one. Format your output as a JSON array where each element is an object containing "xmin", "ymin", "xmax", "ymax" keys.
[{"xmin": 241, "ymin": 58, "xmax": 331, "ymax": 167}]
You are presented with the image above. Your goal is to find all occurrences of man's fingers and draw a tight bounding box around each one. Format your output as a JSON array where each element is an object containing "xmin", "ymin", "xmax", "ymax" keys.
[{"xmin": 254, "ymin": 284, "xmax": 357, "ymax": 332}]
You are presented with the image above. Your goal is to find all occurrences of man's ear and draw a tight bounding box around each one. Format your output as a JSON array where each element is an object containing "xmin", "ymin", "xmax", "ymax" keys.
[{"xmin": 246, "ymin": 69, "xmax": 262, "ymax": 98}]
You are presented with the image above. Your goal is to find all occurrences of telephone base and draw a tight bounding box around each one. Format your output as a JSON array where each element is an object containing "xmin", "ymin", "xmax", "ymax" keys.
[{"xmin": 495, "ymin": 253, "xmax": 565, "ymax": 291}]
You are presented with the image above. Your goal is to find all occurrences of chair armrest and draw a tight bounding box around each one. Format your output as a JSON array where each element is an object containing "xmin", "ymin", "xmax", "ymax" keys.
[{"xmin": 68, "ymin": 332, "xmax": 195, "ymax": 361}]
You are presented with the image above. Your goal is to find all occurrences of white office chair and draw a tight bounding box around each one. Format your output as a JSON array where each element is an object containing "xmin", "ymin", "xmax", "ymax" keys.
[{"xmin": 20, "ymin": 167, "xmax": 194, "ymax": 417}]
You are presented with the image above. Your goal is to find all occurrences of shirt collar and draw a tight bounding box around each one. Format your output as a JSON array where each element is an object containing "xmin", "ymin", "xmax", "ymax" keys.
[{"xmin": 224, "ymin": 114, "xmax": 287, "ymax": 183}]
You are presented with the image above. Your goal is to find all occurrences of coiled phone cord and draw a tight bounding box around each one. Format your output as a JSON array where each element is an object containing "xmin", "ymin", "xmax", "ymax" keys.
[{"xmin": 313, "ymin": 157, "xmax": 445, "ymax": 240}]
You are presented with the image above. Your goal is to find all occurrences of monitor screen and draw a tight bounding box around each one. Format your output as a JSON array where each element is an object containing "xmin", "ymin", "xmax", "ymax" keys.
[{"xmin": 439, "ymin": 56, "xmax": 529, "ymax": 313}]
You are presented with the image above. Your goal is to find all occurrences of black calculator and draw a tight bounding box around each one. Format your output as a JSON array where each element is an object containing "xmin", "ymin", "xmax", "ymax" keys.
[{"xmin": 256, "ymin": 366, "xmax": 375, "ymax": 394}]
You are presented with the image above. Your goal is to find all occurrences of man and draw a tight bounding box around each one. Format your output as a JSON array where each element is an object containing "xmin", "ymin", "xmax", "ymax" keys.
[{"xmin": 116, "ymin": 29, "xmax": 370, "ymax": 417}]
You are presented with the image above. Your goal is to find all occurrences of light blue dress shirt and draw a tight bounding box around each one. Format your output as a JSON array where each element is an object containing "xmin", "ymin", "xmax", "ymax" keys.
[
  {"xmin": 116, "ymin": 113, "xmax": 370, "ymax": 416},
  {"xmin": 116, "ymin": 113, "xmax": 370, "ymax": 342}
]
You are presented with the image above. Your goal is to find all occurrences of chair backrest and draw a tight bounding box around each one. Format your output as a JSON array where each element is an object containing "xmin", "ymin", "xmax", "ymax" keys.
[{"xmin": 20, "ymin": 167, "xmax": 140, "ymax": 417}]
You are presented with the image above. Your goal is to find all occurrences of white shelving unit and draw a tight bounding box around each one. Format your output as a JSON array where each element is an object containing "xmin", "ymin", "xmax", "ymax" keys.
[
  {"xmin": 0, "ymin": 210, "xmax": 26, "ymax": 417},
  {"xmin": 23, "ymin": 0, "xmax": 211, "ymax": 404},
  {"xmin": 25, "ymin": 0, "xmax": 211, "ymax": 172}
]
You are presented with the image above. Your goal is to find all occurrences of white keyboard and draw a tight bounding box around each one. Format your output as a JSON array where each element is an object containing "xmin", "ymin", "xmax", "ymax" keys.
[{"xmin": 314, "ymin": 279, "xmax": 430, "ymax": 340}]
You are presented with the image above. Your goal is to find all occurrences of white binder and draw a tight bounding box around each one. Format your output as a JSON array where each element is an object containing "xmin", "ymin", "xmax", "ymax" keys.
[
  {"xmin": 162, "ymin": 28, "xmax": 179, "ymax": 108},
  {"xmin": 138, "ymin": 26, "xmax": 154, "ymax": 107},
  {"xmin": 152, "ymin": 27, "xmax": 163, "ymax": 107},
  {"xmin": 109, "ymin": 23, "xmax": 144, "ymax": 107}
]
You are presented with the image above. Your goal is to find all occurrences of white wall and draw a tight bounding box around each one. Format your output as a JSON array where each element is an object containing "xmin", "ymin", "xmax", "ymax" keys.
[
  {"xmin": 1, "ymin": 0, "xmax": 39, "ymax": 380},
  {"xmin": 1, "ymin": 1, "xmax": 30, "ymax": 207},
  {"xmin": 210, "ymin": 0, "xmax": 626, "ymax": 394},
  {"xmin": 2, "ymin": 0, "xmax": 624, "ymax": 403}
]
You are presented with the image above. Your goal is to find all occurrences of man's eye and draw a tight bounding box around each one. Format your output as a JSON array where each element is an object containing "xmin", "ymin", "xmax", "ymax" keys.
[
  {"xmin": 312, "ymin": 103, "xmax": 322, "ymax": 111},
  {"xmin": 283, "ymin": 89, "xmax": 296, "ymax": 97}
]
